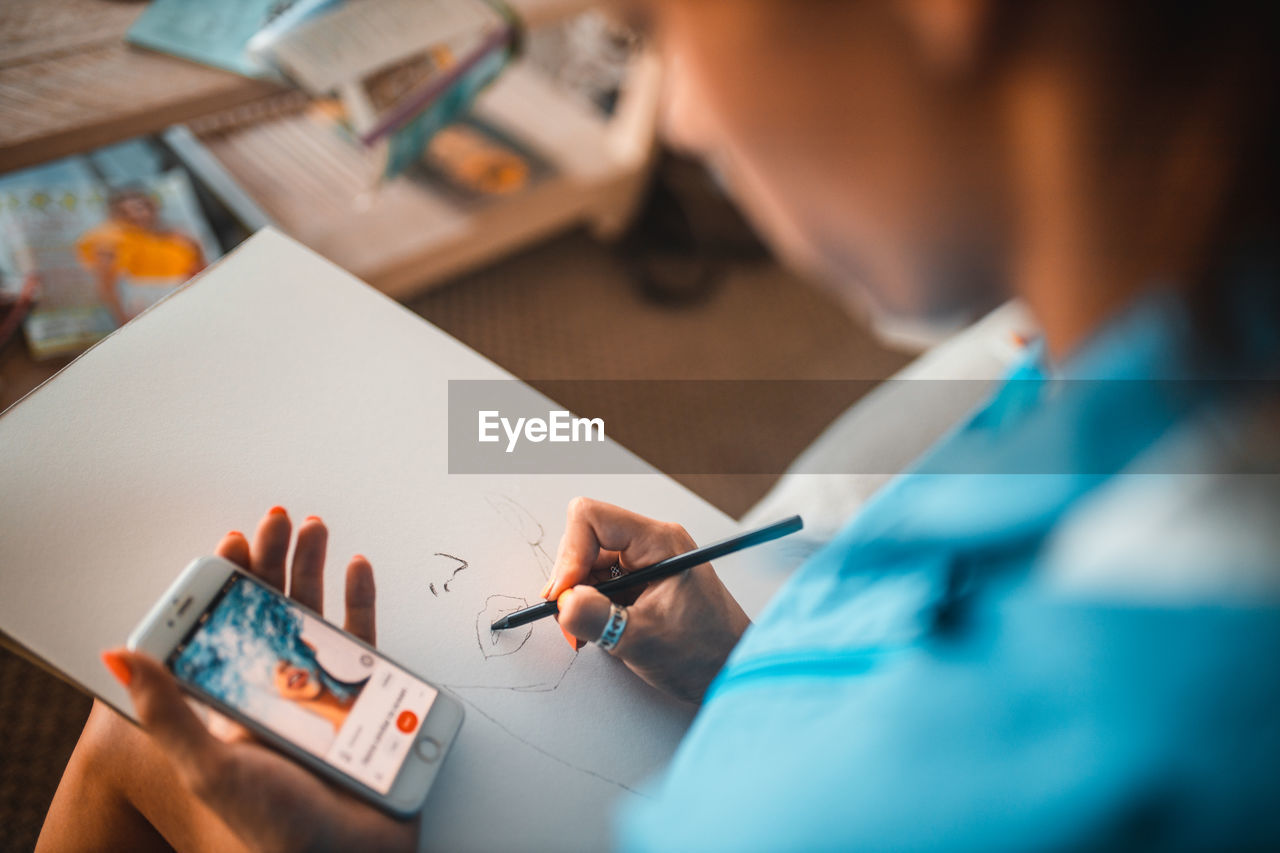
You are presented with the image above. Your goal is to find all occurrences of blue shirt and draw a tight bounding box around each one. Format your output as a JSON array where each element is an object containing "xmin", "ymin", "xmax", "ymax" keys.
[{"xmin": 620, "ymin": 293, "xmax": 1280, "ymax": 851}]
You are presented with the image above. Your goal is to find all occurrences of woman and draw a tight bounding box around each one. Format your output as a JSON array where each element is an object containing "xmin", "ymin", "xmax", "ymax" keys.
[
  {"xmin": 272, "ymin": 659, "xmax": 358, "ymax": 732},
  {"xmin": 39, "ymin": 1, "xmax": 1280, "ymax": 850},
  {"xmin": 76, "ymin": 188, "xmax": 206, "ymax": 323},
  {"xmin": 162, "ymin": 560, "xmax": 365, "ymax": 736}
]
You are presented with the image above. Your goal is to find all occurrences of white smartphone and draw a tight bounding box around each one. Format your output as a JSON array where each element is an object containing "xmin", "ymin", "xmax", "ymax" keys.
[{"xmin": 128, "ymin": 555, "xmax": 463, "ymax": 818}]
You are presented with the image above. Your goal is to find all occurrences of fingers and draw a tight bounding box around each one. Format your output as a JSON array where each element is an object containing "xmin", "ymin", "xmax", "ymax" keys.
[
  {"xmin": 102, "ymin": 650, "xmax": 230, "ymax": 801},
  {"xmin": 221, "ymin": 511, "xmax": 376, "ymax": 644},
  {"xmin": 289, "ymin": 516, "xmax": 327, "ymax": 611},
  {"xmin": 215, "ymin": 531, "xmax": 251, "ymax": 571},
  {"xmin": 541, "ymin": 548, "xmax": 618, "ymax": 600},
  {"xmin": 546, "ymin": 497, "xmax": 695, "ymax": 601},
  {"xmin": 251, "ymin": 507, "xmax": 292, "ymax": 591},
  {"xmin": 344, "ymin": 556, "xmax": 376, "ymax": 645},
  {"xmin": 556, "ymin": 586, "xmax": 614, "ymax": 651}
]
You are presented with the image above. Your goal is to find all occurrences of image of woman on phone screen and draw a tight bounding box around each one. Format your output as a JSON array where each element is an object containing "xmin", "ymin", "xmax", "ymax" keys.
[{"xmin": 171, "ymin": 574, "xmax": 370, "ymax": 750}]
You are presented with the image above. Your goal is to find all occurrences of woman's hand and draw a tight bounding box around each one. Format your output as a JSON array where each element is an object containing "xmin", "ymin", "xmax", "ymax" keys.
[
  {"xmin": 545, "ymin": 498, "xmax": 751, "ymax": 704},
  {"xmin": 99, "ymin": 508, "xmax": 414, "ymax": 853}
]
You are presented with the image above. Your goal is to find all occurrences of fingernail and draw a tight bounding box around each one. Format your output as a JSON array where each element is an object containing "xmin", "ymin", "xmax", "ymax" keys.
[
  {"xmin": 226, "ymin": 530, "xmax": 243, "ymax": 538},
  {"xmin": 304, "ymin": 515, "xmax": 322, "ymax": 524},
  {"xmin": 101, "ymin": 651, "xmax": 132, "ymax": 687},
  {"xmin": 539, "ymin": 579, "xmax": 552, "ymax": 599},
  {"xmin": 353, "ymin": 553, "xmax": 368, "ymax": 562},
  {"xmin": 268, "ymin": 506, "xmax": 288, "ymax": 517},
  {"xmin": 555, "ymin": 589, "xmax": 576, "ymax": 649}
]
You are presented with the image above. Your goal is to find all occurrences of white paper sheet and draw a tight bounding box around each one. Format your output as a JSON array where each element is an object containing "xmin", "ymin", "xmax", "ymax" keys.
[{"xmin": 0, "ymin": 228, "xmax": 794, "ymax": 851}]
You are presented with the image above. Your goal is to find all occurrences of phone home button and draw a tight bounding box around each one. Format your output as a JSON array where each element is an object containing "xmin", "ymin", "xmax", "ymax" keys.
[{"xmin": 415, "ymin": 736, "xmax": 442, "ymax": 763}]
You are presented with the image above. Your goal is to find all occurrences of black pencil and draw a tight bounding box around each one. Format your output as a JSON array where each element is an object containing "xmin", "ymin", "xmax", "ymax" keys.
[{"xmin": 490, "ymin": 515, "xmax": 804, "ymax": 631}]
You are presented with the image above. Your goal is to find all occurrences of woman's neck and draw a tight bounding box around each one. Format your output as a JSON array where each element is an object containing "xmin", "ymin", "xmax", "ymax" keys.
[
  {"xmin": 1003, "ymin": 58, "xmax": 1240, "ymax": 364},
  {"xmin": 300, "ymin": 690, "xmax": 353, "ymax": 729}
]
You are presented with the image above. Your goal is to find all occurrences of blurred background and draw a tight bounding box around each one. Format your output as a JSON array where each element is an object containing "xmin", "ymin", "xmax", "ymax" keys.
[{"xmin": 0, "ymin": 1, "xmax": 918, "ymax": 847}]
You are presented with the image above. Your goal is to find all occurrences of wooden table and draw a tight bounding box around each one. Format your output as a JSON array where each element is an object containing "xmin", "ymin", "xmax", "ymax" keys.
[
  {"xmin": 1, "ymin": 0, "xmax": 643, "ymax": 310},
  {"xmin": 0, "ymin": 0, "xmax": 278, "ymax": 173},
  {"xmin": 0, "ymin": 0, "xmax": 596, "ymax": 175}
]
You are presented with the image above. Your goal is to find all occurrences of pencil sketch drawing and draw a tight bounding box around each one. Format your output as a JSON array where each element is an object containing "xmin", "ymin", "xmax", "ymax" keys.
[
  {"xmin": 485, "ymin": 493, "xmax": 555, "ymax": 579},
  {"xmin": 425, "ymin": 494, "xmax": 643, "ymax": 795},
  {"xmin": 477, "ymin": 594, "xmax": 533, "ymax": 658},
  {"xmin": 435, "ymin": 495, "xmax": 579, "ymax": 692},
  {"xmin": 427, "ymin": 552, "xmax": 470, "ymax": 597},
  {"xmin": 455, "ymin": 695, "xmax": 644, "ymax": 796}
]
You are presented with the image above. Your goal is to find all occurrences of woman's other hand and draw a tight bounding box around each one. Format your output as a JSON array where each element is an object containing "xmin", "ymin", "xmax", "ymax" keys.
[
  {"xmin": 98, "ymin": 508, "xmax": 414, "ymax": 853},
  {"xmin": 546, "ymin": 498, "xmax": 751, "ymax": 703}
]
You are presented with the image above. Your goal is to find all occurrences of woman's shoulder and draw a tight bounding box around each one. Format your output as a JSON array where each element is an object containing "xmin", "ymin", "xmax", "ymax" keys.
[{"xmin": 1039, "ymin": 395, "xmax": 1280, "ymax": 603}]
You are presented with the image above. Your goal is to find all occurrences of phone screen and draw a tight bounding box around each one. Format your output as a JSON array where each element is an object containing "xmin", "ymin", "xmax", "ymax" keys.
[{"xmin": 167, "ymin": 573, "xmax": 438, "ymax": 794}]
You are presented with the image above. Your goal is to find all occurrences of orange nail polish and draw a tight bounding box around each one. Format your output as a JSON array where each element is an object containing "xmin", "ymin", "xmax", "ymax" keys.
[
  {"xmin": 353, "ymin": 554, "xmax": 368, "ymax": 562},
  {"xmin": 226, "ymin": 530, "xmax": 243, "ymax": 539},
  {"xmin": 101, "ymin": 651, "xmax": 132, "ymax": 687},
  {"xmin": 539, "ymin": 579, "xmax": 553, "ymax": 599},
  {"xmin": 268, "ymin": 506, "xmax": 288, "ymax": 517},
  {"xmin": 561, "ymin": 625, "xmax": 578, "ymax": 650},
  {"xmin": 304, "ymin": 515, "xmax": 322, "ymax": 524}
]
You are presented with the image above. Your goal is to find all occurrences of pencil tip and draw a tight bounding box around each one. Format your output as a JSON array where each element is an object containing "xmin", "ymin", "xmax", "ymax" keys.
[{"xmin": 490, "ymin": 618, "xmax": 507, "ymax": 631}]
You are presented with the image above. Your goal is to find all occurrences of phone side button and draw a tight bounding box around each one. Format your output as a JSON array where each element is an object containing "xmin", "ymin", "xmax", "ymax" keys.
[{"xmin": 415, "ymin": 736, "xmax": 442, "ymax": 763}]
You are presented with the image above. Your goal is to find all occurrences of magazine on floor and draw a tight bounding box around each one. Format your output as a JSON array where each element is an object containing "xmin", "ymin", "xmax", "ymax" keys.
[{"xmin": 0, "ymin": 153, "xmax": 223, "ymax": 360}]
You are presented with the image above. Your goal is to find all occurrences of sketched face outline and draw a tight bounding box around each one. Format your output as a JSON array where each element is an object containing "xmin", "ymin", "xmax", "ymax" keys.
[
  {"xmin": 477, "ymin": 594, "xmax": 533, "ymax": 659},
  {"xmin": 422, "ymin": 494, "xmax": 577, "ymax": 691},
  {"xmin": 437, "ymin": 496, "xmax": 645, "ymax": 796}
]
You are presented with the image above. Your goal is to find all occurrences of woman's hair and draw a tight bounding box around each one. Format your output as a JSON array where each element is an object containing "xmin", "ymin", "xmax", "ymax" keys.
[
  {"xmin": 106, "ymin": 186, "xmax": 154, "ymax": 210},
  {"xmin": 171, "ymin": 578, "xmax": 359, "ymax": 708},
  {"xmin": 989, "ymin": 0, "xmax": 1280, "ymax": 367}
]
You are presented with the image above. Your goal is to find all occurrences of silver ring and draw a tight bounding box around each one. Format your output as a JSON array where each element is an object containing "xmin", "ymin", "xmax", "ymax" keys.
[
  {"xmin": 595, "ymin": 603, "xmax": 628, "ymax": 652},
  {"xmin": 609, "ymin": 563, "xmax": 624, "ymax": 579}
]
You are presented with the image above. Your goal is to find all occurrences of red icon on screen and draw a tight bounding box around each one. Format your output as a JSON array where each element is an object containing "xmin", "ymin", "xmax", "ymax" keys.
[{"xmin": 396, "ymin": 710, "xmax": 419, "ymax": 733}]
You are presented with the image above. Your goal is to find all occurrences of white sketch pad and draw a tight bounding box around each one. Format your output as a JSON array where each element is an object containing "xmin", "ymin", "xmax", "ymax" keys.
[{"xmin": 0, "ymin": 229, "xmax": 793, "ymax": 851}]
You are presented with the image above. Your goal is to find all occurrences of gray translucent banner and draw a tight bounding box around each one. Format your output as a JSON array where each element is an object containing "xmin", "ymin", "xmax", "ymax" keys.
[{"xmin": 448, "ymin": 379, "xmax": 1280, "ymax": 475}]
